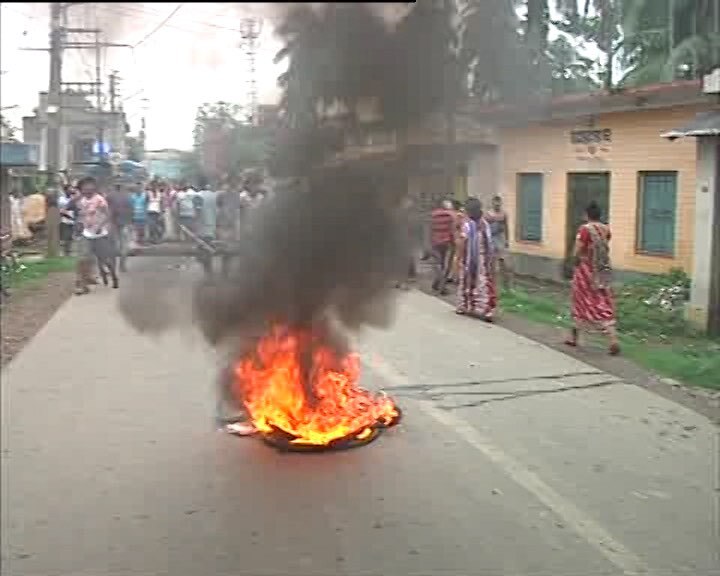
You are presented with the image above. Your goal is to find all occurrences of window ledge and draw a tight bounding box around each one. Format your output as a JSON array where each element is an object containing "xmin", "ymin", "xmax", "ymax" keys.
[{"xmin": 635, "ymin": 250, "xmax": 676, "ymax": 259}]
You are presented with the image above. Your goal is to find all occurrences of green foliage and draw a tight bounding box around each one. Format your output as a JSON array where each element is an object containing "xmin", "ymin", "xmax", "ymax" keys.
[
  {"xmin": 0, "ymin": 114, "xmax": 17, "ymax": 141},
  {"xmin": 500, "ymin": 270, "xmax": 720, "ymax": 389},
  {"xmin": 1, "ymin": 256, "xmax": 76, "ymax": 290},
  {"xmin": 619, "ymin": 0, "xmax": 720, "ymax": 86},
  {"xmin": 547, "ymin": 36, "xmax": 602, "ymax": 95},
  {"xmin": 125, "ymin": 136, "xmax": 144, "ymax": 163},
  {"xmin": 615, "ymin": 269, "xmax": 692, "ymax": 338},
  {"xmin": 192, "ymin": 101, "xmax": 272, "ymax": 182}
]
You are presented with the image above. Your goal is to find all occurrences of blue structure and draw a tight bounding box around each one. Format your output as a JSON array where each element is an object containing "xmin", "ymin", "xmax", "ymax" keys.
[{"xmin": 0, "ymin": 142, "xmax": 40, "ymax": 167}]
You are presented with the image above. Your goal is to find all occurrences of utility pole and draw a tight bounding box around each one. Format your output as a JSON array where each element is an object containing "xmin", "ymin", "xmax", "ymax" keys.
[
  {"xmin": 240, "ymin": 18, "xmax": 261, "ymax": 125},
  {"xmin": 45, "ymin": 2, "xmax": 64, "ymax": 258},
  {"xmin": 22, "ymin": 5, "xmax": 131, "ymax": 256},
  {"xmin": 109, "ymin": 71, "xmax": 119, "ymax": 113},
  {"xmin": 94, "ymin": 30, "xmax": 105, "ymax": 162}
]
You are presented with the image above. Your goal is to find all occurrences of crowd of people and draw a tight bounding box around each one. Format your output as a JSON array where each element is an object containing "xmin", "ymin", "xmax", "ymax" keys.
[
  {"xmin": 55, "ymin": 173, "xmax": 618, "ymax": 355},
  {"xmin": 424, "ymin": 194, "xmax": 619, "ymax": 355},
  {"xmin": 424, "ymin": 194, "xmax": 510, "ymax": 323},
  {"xmin": 56, "ymin": 172, "xmax": 269, "ymax": 296}
]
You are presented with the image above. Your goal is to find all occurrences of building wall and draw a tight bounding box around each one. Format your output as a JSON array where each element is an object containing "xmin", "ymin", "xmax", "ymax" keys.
[
  {"xmin": 498, "ymin": 105, "xmax": 706, "ymax": 279},
  {"xmin": 467, "ymin": 146, "xmax": 499, "ymax": 208},
  {"xmin": 22, "ymin": 91, "xmax": 126, "ymax": 172}
]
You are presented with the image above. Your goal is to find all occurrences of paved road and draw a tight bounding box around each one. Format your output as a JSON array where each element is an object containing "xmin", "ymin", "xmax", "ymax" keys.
[{"xmin": 2, "ymin": 263, "xmax": 718, "ymax": 576}]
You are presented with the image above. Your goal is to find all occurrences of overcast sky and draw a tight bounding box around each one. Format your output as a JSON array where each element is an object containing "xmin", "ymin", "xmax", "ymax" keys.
[
  {"xmin": 0, "ymin": 3, "xmax": 285, "ymax": 150},
  {"xmin": 1, "ymin": 2, "xmax": 601, "ymax": 152}
]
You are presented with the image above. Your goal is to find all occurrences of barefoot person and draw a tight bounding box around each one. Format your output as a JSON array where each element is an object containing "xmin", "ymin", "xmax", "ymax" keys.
[
  {"xmin": 564, "ymin": 201, "xmax": 620, "ymax": 355},
  {"xmin": 485, "ymin": 195, "xmax": 512, "ymax": 290},
  {"xmin": 456, "ymin": 197, "xmax": 497, "ymax": 321}
]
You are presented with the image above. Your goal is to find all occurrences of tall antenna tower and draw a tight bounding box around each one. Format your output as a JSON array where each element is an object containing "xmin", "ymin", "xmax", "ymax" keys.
[{"xmin": 240, "ymin": 17, "xmax": 262, "ymax": 125}]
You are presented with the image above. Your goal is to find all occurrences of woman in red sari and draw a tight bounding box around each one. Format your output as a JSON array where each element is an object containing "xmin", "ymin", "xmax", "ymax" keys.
[
  {"xmin": 456, "ymin": 197, "xmax": 497, "ymax": 321},
  {"xmin": 565, "ymin": 201, "xmax": 620, "ymax": 355}
]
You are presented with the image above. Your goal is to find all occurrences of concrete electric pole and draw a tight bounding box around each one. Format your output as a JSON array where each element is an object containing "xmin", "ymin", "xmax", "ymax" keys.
[
  {"xmin": 109, "ymin": 71, "xmax": 119, "ymax": 113},
  {"xmin": 45, "ymin": 2, "xmax": 64, "ymax": 258}
]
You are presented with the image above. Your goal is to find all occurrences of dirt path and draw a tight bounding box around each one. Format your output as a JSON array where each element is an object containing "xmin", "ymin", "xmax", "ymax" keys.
[{"xmin": 1, "ymin": 272, "xmax": 76, "ymax": 368}]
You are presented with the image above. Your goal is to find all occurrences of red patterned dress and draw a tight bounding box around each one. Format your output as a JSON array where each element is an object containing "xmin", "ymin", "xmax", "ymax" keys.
[{"xmin": 571, "ymin": 222, "xmax": 616, "ymax": 331}]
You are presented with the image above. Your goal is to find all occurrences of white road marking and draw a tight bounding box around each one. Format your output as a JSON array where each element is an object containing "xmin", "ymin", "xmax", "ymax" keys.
[{"xmin": 366, "ymin": 350, "xmax": 656, "ymax": 576}]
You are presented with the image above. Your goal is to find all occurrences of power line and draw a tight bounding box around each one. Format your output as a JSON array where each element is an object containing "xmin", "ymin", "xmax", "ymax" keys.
[
  {"xmin": 94, "ymin": 3, "xmax": 245, "ymax": 37},
  {"xmin": 132, "ymin": 3, "xmax": 184, "ymax": 49}
]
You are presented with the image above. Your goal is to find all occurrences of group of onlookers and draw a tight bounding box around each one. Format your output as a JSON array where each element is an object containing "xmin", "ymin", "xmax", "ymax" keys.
[
  {"xmin": 426, "ymin": 195, "xmax": 510, "ymax": 322},
  {"xmin": 425, "ymin": 193, "xmax": 619, "ymax": 354},
  {"xmin": 56, "ymin": 172, "xmax": 271, "ymax": 295}
]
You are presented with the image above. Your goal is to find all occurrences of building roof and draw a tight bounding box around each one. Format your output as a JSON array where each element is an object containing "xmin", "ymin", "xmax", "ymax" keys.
[
  {"xmin": 467, "ymin": 80, "xmax": 714, "ymax": 126},
  {"xmin": 661, "ymin": 110, "xmax": 720, "ymax": 140}
]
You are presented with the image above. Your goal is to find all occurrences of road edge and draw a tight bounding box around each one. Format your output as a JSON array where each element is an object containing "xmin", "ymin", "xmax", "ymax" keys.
[{"xmin": 415, "ymin": 280, "xmax": 720, "ymax": 425}]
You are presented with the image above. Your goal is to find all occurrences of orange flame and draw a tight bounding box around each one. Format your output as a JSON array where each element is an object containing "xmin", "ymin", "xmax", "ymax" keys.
[{"xmin": 233, "ymin": 325, "xmax": 399, "ymax": 446}]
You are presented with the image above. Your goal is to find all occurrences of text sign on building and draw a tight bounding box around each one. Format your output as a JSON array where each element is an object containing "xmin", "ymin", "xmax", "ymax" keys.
[{"xmin": 570, "ymin": 128, "xmax": 612, "ymax": 160}]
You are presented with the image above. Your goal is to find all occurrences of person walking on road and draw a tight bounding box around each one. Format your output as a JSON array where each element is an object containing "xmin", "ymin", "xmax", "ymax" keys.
[
  {"xmin": 130, "ymin": 184, "xmax": 149, "ymax": 246},
  {"xmin": 74, "ymin": 177, "xmax": 118, "ymax": 295},
  {"xmin": 430, "ymin": 198, "xmax": 455, "ymax": 296},
  {"xmin": 58, "ymin": 185, "xmax": 78, "ymax": 256},
  {"xmin": 147, "ymin": 187, "xmax": 164, "ymax": 244},
  {"xmin": 175, "ymin": 183, "xmax": 198, "ymax": 239},
  {"xmin": 564, "ymin": 200, "xmax": 620, "ymax": 355},
  {"xmin": 485, "ymin": 195, "xmax": 512, "ymax": 290},
  {"xmin": 446, "ymin": 199, "xmax": 465, "ymax": 285},
  {"xmin": 195, "ymin": 184, "xmax": 218, "ymax": 275},
  {"xmin": 106, "ymin": 184, "xmax": 133, "ymax": 273},
  {"xmin": 455, "ymin": 197, "xmax": 497, "ymax": 322}
]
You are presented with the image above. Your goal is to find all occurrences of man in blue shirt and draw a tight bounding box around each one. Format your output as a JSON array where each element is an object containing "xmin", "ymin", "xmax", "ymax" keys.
[{"xmin": 130, "ymin": 183, "xmax": 149, "ymax": 245}]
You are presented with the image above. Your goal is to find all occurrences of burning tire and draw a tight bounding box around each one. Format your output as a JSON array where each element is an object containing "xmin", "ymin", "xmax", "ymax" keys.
[{"xmin": 230, "ymin": 325, "xmax": 402, "ymax": 452}]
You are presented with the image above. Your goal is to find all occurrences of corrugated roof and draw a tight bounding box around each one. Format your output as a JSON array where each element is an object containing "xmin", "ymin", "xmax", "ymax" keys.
[{"xmin": 661, "ymin": 110, "xmax": 720, "ymax": 139}]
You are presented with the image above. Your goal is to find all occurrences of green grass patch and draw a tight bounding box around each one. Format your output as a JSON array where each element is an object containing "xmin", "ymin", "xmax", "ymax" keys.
[
  {"xmin": 1, "ymin": 255, "xmax": 76, "ymax": 290},
  {"xmin": 499, "ymin": 271, "xmax": 720, "ymax": 391}
]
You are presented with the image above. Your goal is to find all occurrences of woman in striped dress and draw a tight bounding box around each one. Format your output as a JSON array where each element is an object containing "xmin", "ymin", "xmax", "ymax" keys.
[
  {"xmin": 565, "ymin": 201, "xmax": 620, "ymax": 355},
  {"xmin": 455, "ymin": 197, "xmax": 497, "ymax": 321}
]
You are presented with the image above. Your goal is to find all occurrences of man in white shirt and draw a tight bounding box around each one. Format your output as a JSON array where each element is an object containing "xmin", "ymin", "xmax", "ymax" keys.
[
  {"xmin": 75, "ymin": 176, "xmax": 118, "ymax": 294},
  {"xmin": 147, "ymin": 187, "xmax": 163, "ymax": 243},
  {"xmin": 175, "ymin": 184, "xmax": 198, "ymax": 239}
]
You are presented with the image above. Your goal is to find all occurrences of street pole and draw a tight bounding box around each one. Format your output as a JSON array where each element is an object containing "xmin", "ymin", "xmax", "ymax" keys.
[
  {"xmin": 46, "ymin": 1, "xmax": 63, "ymax": 258},
  {"xmin": 95, "ymin": 31, "xmax": 105, "ymax": 163},
  {"xmin": 109, "ymin": 71, "xmax": 118, "ymax": 113}
]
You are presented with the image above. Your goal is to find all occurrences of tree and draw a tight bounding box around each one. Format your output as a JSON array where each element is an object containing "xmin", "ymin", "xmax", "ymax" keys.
[
  {"xmin": 620, "ymin": 0, "xmax": 720, "ymax": 86},
  {"xmin": 125, "ymin": 135, "xmax": 144, "ymax": 162},
  {"xmin": 547, "ymin": 36, "xmax": 601, "ymax": 94},
  {"xmin": 0, "ymin": 114, "xmax": 17, "ymax": 141},
  {"xmin": 553, "ymin": 0, "xmax": 623, "ymax": 91},
  {"xmin": 460, "ymin": 0, "xmax": 534, "ymax": 103},
  {"xmin": 192, "ymin": 101, "xmax": 272, "ymax": 183}
]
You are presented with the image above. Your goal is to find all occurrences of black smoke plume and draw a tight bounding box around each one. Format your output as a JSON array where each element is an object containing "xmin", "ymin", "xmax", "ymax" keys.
[{"xmin": 118, "ymin": 3, "xmax": 460, "ymax": 403}]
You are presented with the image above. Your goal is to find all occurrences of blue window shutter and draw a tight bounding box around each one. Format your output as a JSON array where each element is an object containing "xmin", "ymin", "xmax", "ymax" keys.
[
  {"xmin": 518, "ymin": 173, "xmax": 543, "ymax": 242},
  {"xmin": 640, "ymin": 172, "xmax": 677, "ymax": 255}
]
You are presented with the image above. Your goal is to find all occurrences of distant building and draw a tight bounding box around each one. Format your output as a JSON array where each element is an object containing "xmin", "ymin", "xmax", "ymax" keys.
[
  {"xmin": 22, "ymin": 90, "xmax": 128, "ymax": 177},
  {"xmin": 145, "ymin": 148, "xmax": 186, "ymax": 181}
]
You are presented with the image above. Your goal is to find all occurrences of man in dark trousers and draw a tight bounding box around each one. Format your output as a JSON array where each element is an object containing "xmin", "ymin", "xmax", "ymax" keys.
[
  {"xmin": 106, "ymin": 184, "xmax": 133, "ymax": 272},
  {"xmin": 430, "ymin": 198, "xmax": 455, "ymax": 295}
]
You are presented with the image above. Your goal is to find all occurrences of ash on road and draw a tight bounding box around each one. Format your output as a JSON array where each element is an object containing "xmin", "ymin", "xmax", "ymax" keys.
[{"xmin": 2, "ymin": 259, "xmax": 718, "ymax": 576}]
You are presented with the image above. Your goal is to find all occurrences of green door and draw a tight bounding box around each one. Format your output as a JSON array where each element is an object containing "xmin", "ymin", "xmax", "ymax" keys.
[{"xmin": 565, "ymin": 173, "xmax": 610, "ymax": 278}]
